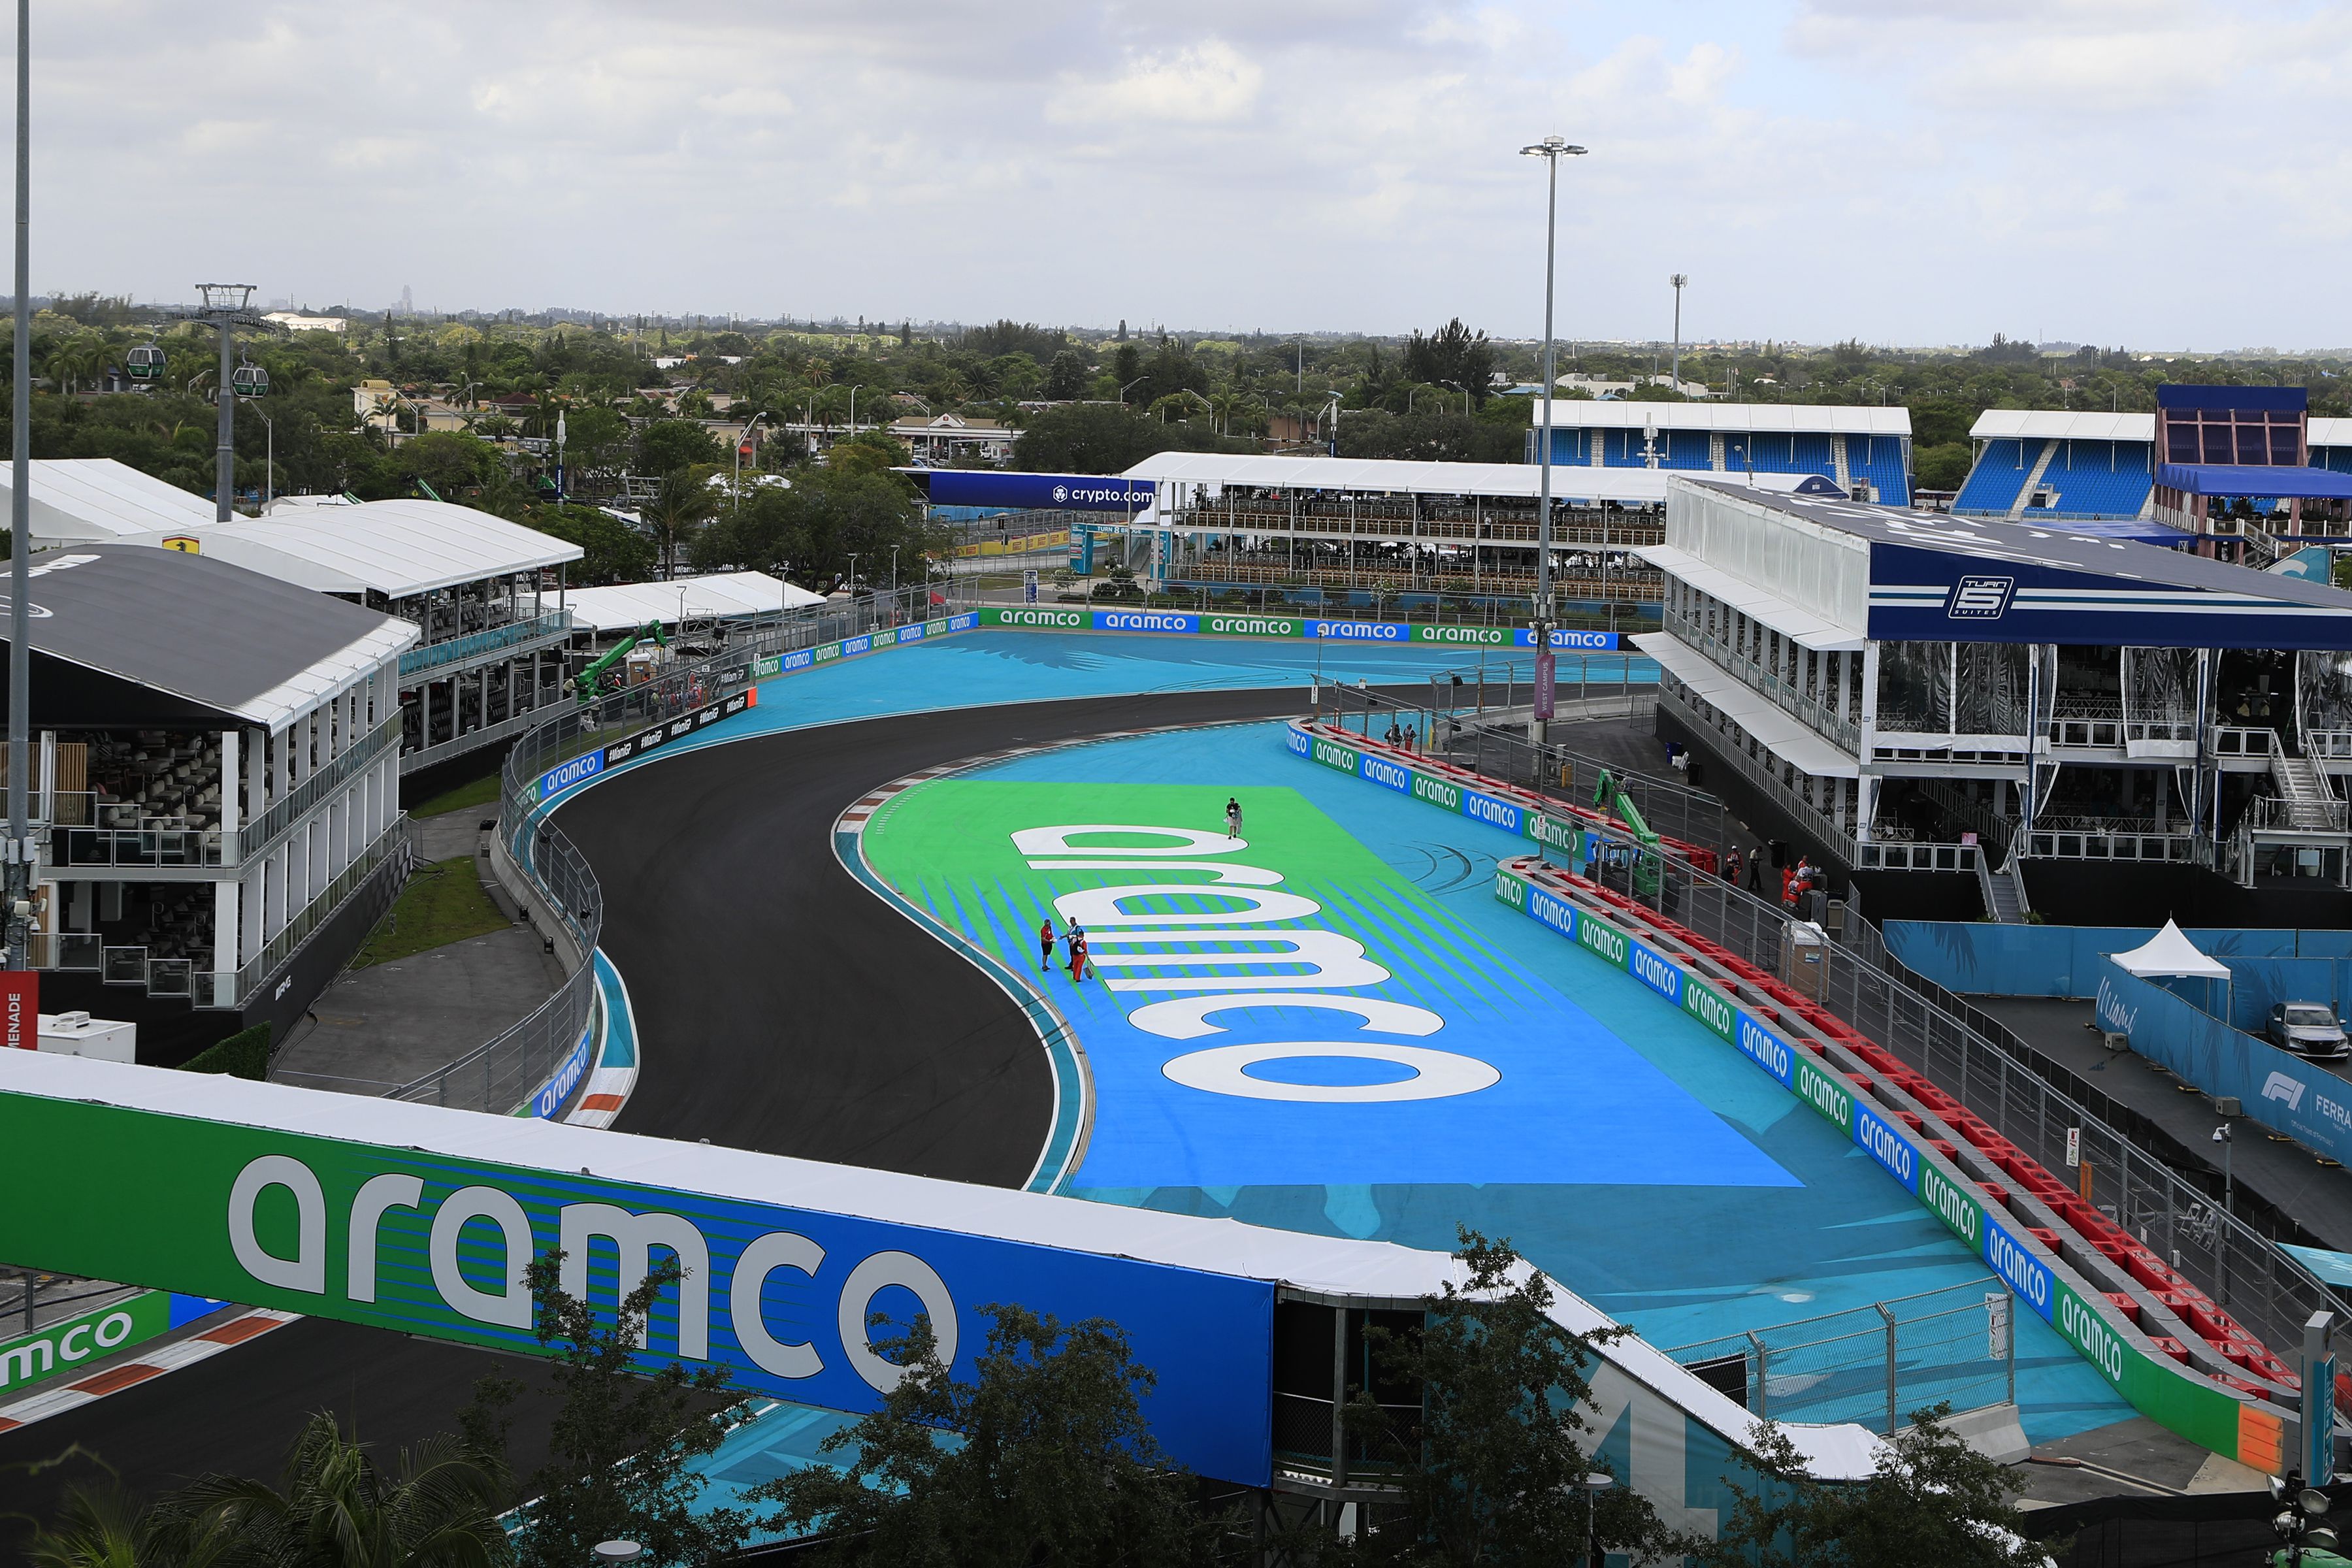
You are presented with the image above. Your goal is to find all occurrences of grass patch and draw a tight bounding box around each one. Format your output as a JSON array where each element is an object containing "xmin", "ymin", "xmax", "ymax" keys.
[
  {"xmin": 354, "ymin": 856, "xmax": 512, "ymax": 967},
  {"xmin": 414, "ymin": 770, "xmax": 506, "ymax": 818}
]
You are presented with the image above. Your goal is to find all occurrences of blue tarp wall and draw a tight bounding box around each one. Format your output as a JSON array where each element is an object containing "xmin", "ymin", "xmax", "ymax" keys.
[
  {"xmin": 1883, "ymin": 921, "xmax": 2352, "ymax": 1005},
  {"xmin": 2092, "ymin": 964, "xmax": 2352, "ymax": 1166},
  {"xmin": 1885, "ymin": 919, "xmax": 2352, "ymax": 1164}
]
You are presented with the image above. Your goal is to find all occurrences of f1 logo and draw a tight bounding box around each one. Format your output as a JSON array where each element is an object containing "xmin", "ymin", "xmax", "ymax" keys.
[
  {"xmin": 2262, "ymin": 1071, "xmax": 2306, "ymax": 1111},
  {"xmin": 1946, "ymin": 576, "xmax": 2016, "ymax": 619}
]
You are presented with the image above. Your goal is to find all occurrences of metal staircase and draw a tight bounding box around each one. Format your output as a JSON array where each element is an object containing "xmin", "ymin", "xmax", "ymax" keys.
[
  {"xmin": 2270, "ymin": 747, "xmax": 2342, "ymax": 829},
  {"xmin": 1976, "ymin": 849, "xmax": 2031, "ymax": 924},
  {"xmin": 2006, "ymin": 439, "xmax": 2060, "ymax": 520}
]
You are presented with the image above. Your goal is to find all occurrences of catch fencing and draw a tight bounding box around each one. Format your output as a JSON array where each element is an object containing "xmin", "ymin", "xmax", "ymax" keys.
[
  {"xmin": 1315, "ymin": 670, "xmax": 1730, "ymax": 856},
  {"xmin": 1665, "ymin": 1278, "xmax": 2016, "ymax": 1433}
]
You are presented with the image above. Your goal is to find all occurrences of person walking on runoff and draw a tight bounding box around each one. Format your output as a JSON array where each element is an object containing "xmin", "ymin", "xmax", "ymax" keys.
[
  {"xmin": 1037, "ymin": 917, "xmax": 1057, "ymax": 973},
  {"xmin": 1226, "ymin": 796, "xmax": 1243, "ymax": 838},
  {"xmin": 1064, "ymin": 919, "xmax": 1089, "ymax": 983}
]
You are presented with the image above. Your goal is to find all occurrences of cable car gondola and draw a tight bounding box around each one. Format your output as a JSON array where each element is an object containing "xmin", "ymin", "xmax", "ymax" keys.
[
  {"xmin": 230, "ymin": 359, "xmax": 268, "ymax": 399},
  {"xmin": 125, "ymin": 341, "xmax": 165, "ymax": 382}
]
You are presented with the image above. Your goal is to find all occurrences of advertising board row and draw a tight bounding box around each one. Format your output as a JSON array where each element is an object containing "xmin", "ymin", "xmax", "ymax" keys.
[
  {"xmin": 0, "ymin": 1073, "xmax": 1277, "ymax": 1484},
  {"xmin": 538, "ymin": 688, "xmax": 761, "ymax": 800},
  {"xmin": 981, "ymin": 605, "xmax": 1623, "ymax": 651},
  {"xmin": 0, "ymin": 1288, "xmax": 227, "ymax": 1401},
  {"xmin": 1292, "ymin": 721, "xmax": 2279, "ymax": 1469}
]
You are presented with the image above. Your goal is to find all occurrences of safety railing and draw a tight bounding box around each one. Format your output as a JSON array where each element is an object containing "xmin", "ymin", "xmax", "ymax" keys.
[
  {"xmin": 1644, "ymin": 840, "xmax": 2352, "ymax": 1402},
  {"xmin": 416, "ymin": 581, "xmax": 974, "ymax": 1116},
  {"xmin": 398, "ymin": 610, "xmax": 572, "ymax": 679},
  {"xmin": 1665, "ymin": 1277, "xmax": 2016, "ymax": 1434},
  {"xmin": 216, "ymin": 817, "xmax": 414, "ymax": 1009},
  {"xmin": 1663, "ymin": 608, "xmax": 1863, "ymax": 754},
  {"xmin": 1316, "ymin": 667, "xmax": 1727, "ymax": 853},
  {"xmin": 2212, "ymin": 726, "xmax": 2281, "ymax": 762},
  {"xmin": 242, "ymin": 714, "xmax": 406, "ymax": 858},
  {"xmin": 1657, "ymin": 679, "xmax": 1866, "ymax": 865},
  {"xmin": 2246, "ymin": 794, "xmax": 2351, "ymax": 833}
]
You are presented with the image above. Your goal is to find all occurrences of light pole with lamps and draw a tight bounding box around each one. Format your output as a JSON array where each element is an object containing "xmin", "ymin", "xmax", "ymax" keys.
[
  {"xmin": 6, "ymin": 0, "xmax": 30, "ymax": 973},
  {"xmin": 732, "ymin": 410, "xmax": 767, "ymax": 511},
  {"xmin": 1119, "ymin": 376, "xmax": 1147, "ymax": 408},
  {"xmin": 1578, "ymin": 1471, "xmax": 1614, "ymax": 1568},
  {"xmin": 1520, "ymin": 134, "xmax": 1588, "ymax": 745},
  {"xmin": 1669, "ymin": 273, "xmax": 1687, "ymax": 393}
]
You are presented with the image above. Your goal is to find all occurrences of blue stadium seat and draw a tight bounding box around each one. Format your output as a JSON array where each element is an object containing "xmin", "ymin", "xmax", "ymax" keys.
[
  {"xmin": 1953, "ymin": 440, "xmax": 2034, "ymax": 515},
  {"xmin": 1846, "ymin": 434, "xmax": 1909, "ymax": 506},
  {"xmin": 2030, "ymin": 439, "xmax": 2153, "ymax": 519}
]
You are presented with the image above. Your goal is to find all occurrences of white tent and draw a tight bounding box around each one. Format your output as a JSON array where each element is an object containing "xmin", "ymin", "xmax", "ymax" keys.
[
  {"xmin": 2110, "ymin": 920, "xmax": 2231, "ymax": 981},
  {"xmin": 557, "ymin": 572, "xmax": 825, "ymax": 634}
]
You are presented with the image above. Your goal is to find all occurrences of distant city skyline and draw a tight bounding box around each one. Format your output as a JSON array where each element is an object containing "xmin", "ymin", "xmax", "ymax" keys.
[{"xmin": 22, "ymin": 2, "xmax": 2352, "ymax": 350}]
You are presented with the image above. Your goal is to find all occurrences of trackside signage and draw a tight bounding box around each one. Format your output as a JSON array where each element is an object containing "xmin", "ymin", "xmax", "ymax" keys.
[
  {"xmin": 1413, "ymin": 776, "xmax": 1461, "ymax": 811},
  {"xmin": 1361, "ymin": 755, "xmax": 1413, "ymax": 793},
  {"xmin": 1463, "ymin": 791, "xmax": 1522, "ymax": 834},
  {"xmin": 1852, "ymin": 1102, "xmax": 1917, "ymax": 1191},
  {"xmin": 1576, "ymin": 915, "xmax": 1629, "ymax": 970},
  {"xmin": 0, "ymin": 1290, "xmax": 169, "ymax": 1397},
  {"xmin": 982, "ymin": 607, "xmax": 1086, "ymax": 630},
  {"xmin": 1628, "ymin": 941, "xmax": 1682, "ymax": 1005},
  {"xmin": 1203, "ymin": 615, "xmax": 1298, "ymax": 638},
  {"xmin": 1462, "ymin": 862, "xmax": 2273, "ymax": 1469},
  {"xmin": 597, "ymin": 689, "xmax": 759, "ymax": 770},
  {"xmin": 1311, "ymin": 740, "xmax": 1359, "ymax": 776},
  {"xmin": 0, "ymin": 1086, "xmax": 1277, "ymax": 1486}
]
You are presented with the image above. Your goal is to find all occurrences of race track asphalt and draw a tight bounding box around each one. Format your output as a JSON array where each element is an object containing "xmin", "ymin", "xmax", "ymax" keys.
[{"xmin": 0, "ymin": 687, "xmax": 1336, "ymax": 1536}]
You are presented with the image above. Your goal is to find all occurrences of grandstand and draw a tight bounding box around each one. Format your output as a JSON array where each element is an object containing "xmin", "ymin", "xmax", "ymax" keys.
[
  {"xmin": 1527, "ymin": 400, "xmax": 1914, "ymax": 505},
  {"xmin": 1955, "ymin": 397, "xmax": 2352, "ymax": 535}
]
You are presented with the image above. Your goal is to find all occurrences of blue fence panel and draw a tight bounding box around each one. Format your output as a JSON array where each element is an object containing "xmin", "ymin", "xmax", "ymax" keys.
[
  {"xmin": 1883, "ymin": 922, "xmax": 2309, "ymax": 1000},
  {"xmin": 2093, "ymin": 962, "xmax": 2352, "ymax": 1164}
]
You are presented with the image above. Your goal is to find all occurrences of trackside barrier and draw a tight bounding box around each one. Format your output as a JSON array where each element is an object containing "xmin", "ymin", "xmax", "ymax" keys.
[
  {"xmin": 977, "ymin": 605, "xmax": 1627, "ymax": 649},
  {"xmin": 1490, "ymin": 856, "xmax": 2289, "ymax": 1470},
  {"xmin": 1286, "ymin": 718, "xmax": 2313, "ymax": 1471},
  {"xmin": 449, "ymin": 589, "xmax": 980, "ymax": 1116},
  {"xmin": 0, "ymin": 1052, "xmax": 1885, "ymax": 1518},
  {"xmin": 0, "ymin": 1288, "xmax": 226, "ymax": 1401}
]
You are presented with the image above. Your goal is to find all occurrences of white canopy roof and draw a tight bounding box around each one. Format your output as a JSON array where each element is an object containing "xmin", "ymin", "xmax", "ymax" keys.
[
  {"xmin": 1970, "ymin": 410, "xmax": 2155, "ymax": 444},
  {"xmin": 1532, "ymin": 400, "xmax": 1911, "ymax": 436},
  {"xmin": 2109, "ymin": 920, "xmax": 2231, "ymax": 981},
  {"xmin": 1124, "ymin": 452, "xmax": 1666, "ymax": 503},
  {"xmin": 556, "ymin": 572, "xmax": 826, "ymax": 633},
  {"xmin": 157, "ymin": 499, "xmax": 583, "ymax": 598},
  {"xmin": 0, "ymin": 457, "xmax": 216, "ymax": 542},
  {"xmin": 1633, "ymin": 632, "xmax": 1861, "ymax": 777},
  {"xmin": 1636, "ymin": 544, "xmax": 1867, "ymax": 651}
]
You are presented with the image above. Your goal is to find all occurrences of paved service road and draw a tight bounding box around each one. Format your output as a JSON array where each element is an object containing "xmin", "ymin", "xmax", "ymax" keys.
[{"xmin": 0, "ymin": 689, "xmax": 1337, "ymax": 1526}]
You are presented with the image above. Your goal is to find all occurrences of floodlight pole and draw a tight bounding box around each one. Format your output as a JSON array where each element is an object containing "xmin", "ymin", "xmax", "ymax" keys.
[
  {"xmin": 1669, "ymin": 274, "xmax": 1687, "ymax": 392},
  {"xmin": 1521, "ymin": 134, "xmax": 1587, "ymax": 745},
  {"xmin": 6, "ymin": 0, "xmax": 29, "ymax": 972}
]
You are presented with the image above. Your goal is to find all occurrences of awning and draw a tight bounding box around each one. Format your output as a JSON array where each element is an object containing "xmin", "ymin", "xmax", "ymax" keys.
[
  {"xmin": 1635, "ymin": 544, "xmax": 1867, "ymax": 651},
  {"xmin": 2108, "ymin": 920, "xmax": 2231, "ymax": 981},
  {"xmin": 2156, "ymin": 463, "xmax": 2352, "ymax": 500},
  {"xmin": 557, "ymin": 572, "xmax": 827, "ymax": 634},
  {"xmin": 1633, "ymin": 632, "xmax": 1861, "ymax": 778}
]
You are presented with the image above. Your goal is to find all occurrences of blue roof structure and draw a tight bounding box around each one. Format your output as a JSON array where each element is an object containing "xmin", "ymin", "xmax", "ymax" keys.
[
  {"xmin": 2156, "ymin": 463, "xmax": 2352, "ymax": 500},
  {"xmin": 1688, "ymin": 478, "xmax": 2352, "ymax": 651}
]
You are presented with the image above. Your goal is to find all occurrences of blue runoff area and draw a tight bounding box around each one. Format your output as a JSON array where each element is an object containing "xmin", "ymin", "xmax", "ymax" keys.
[
  {"xmin": 956, "ymin": 723, "xmax": 2131, "ymax": 1446},
  {"xmin": 601, "ymin": 629, "xmax": 1657, "ymax": 783}
]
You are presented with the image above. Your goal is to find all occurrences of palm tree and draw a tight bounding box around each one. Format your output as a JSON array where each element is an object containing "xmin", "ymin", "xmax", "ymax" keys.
[
  {"xmin": 142, "ymin": 1412, "xmax": 509, "ymax": 1568},
  {"xmin": 642, "ymin": 468, "xmax": 717, "ymax": 580}
]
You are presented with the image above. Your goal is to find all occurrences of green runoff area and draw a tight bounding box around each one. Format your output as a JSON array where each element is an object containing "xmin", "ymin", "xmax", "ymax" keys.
[{"xmin": 350, "ymin": 857, "xmax": 510, "ymax": 968}]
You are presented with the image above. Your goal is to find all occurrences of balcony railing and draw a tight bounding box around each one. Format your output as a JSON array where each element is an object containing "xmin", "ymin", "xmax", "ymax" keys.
[
  {"xmin": 398, "ymin": 611, "xmax": 572, "ymax": 679},
  {"xmin": 1664, "ymin": 610, "xmax": 1862, "ymax": 753},
  {"xmin": 242, "ymin": 713, "xmax": 405, "ymax": 858}
]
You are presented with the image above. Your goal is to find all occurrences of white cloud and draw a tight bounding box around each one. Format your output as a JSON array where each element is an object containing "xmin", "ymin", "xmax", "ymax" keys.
[{"xmin": 4, "ymin": 1, "xmax": 2345, "ymax": 347}]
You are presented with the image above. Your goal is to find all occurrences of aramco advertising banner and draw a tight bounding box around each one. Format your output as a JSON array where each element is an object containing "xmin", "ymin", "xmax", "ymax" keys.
[
  {"xmin": 976, "ymin": 606, "xmax": 1622, "ymax": 651},
  {"xmin": 0, "ymin": 1083, "xmax": 1275, "ymax": 1484}
]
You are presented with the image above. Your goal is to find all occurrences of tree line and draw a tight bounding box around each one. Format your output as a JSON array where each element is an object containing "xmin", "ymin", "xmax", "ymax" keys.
[{"xmin": 8, "ymin": 1233, "xmax": 2043, "ymax": 1568}]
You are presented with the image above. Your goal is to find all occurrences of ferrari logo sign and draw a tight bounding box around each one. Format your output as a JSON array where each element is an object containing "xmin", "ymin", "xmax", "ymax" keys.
[{"xmin": 160, "ymin": 536, "xmax": 202, "ymax": 555}]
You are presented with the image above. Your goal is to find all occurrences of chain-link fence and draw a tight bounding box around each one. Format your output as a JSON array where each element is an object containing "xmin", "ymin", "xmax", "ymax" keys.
[
  {"xmin": 1568, "ymin": 803, "xmax": 2352, "ymax": 1407},
  {"xmin": 1665, "ymin": 1278, "xmax": 2017, "ymax": 1433},
  {"xmin": 1313, "ymin": 671, "xmax": 1731, "ymax": 855}
]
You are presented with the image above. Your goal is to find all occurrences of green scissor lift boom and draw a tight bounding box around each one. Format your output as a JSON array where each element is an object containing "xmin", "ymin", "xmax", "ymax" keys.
[
  {"xmin": 1592, "ymin": 767, "xmax": 1664, "ymax": 896},
  {"xmin": 571, "ymin": 620, "xmax": 668, "ymax": 704}
]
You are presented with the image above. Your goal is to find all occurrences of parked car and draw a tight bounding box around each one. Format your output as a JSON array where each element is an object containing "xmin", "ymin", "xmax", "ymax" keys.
[{"xmin": 2266, "ymin": 1002, "xmax": 2351, "ymax": 1060}]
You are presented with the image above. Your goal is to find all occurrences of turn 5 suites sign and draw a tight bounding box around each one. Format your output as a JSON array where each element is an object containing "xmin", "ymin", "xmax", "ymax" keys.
[{"xmin": 0, "ymin": 1053, "xmax": 1275, "ymax": 1484}]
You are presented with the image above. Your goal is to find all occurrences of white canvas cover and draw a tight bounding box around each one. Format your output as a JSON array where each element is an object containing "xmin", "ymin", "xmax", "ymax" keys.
[{"xmin": 2110, "ymin": 920, "xmax": 2231, "ymax": 981}]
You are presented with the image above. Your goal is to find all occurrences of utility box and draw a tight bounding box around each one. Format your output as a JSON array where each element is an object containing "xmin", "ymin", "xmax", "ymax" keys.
[
  {"xmin": 36, "ymin": 1010, "xmax": 135, "ymax": 1063},
  {"xmin": 1781, "ymin": 921, "xmax": 1827, "ymax": 1000}
]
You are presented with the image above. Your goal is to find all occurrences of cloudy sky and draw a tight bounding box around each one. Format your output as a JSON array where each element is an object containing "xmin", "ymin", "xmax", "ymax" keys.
[{"xmin": 26, "ymin": 1, "xmax": 2352, "ymax": 348}]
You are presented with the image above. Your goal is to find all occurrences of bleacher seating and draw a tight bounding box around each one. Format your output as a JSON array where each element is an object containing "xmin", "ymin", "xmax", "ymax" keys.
[
  {"xmin": 1953, "ymin": 439, "xmax": 2034, "ymax": 515},
  {"xmin": 2313, "ymin": 446, "xmax": 2352, "ymax": 476},
  {"xmin": 1846, "ymin": 434, "xmax": 1910, "ymax": 506},
  {"xmin": 2022, "ymin": 439, "xmax": 2153, "ymax": 519}
]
